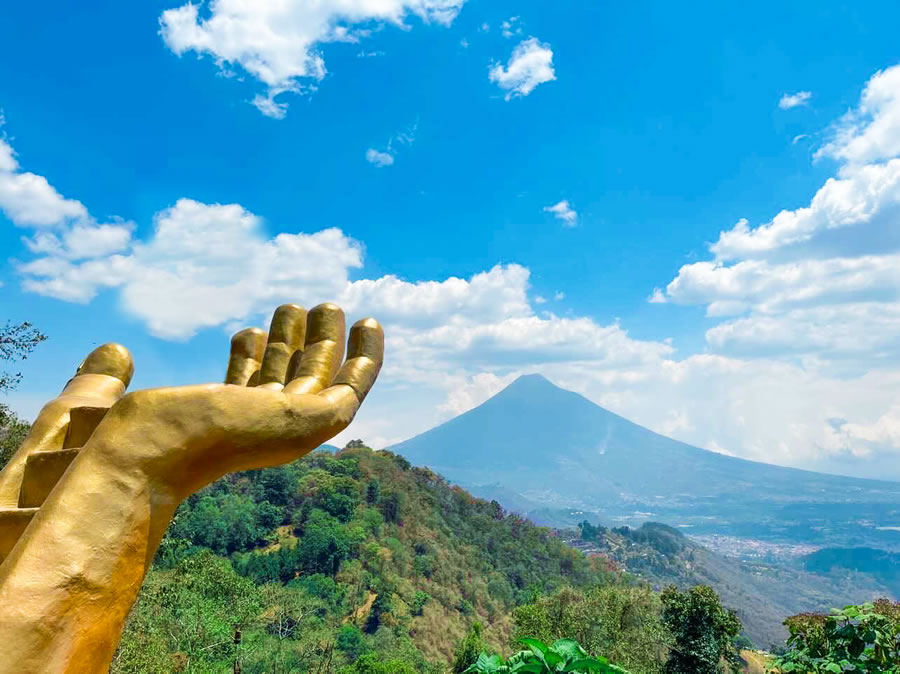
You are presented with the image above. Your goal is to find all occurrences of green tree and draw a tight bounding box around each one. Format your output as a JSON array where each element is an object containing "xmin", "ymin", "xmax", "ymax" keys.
[
  {"xmin": 660, "ymin": 585, "xmax": 742, "ymax": 674},
  {"xmin": 512, "ymin": 586, "xmax": 667, "ymax": 674},
  {"xmin": 366, "ymin": 479, "xmax": 381, "ymax": 504},
  {"xmin": 364, "ymin": 579, "xmax": 394, "ymax": 634},
  {"xmin": 0, "ymin": 404, "xmax": 29, "ymax": 471},
  {"xmin": 340, "ymin": 652, "xmax": 419, "ymax": 674},
  {"xmin": 337, "ymin": 624, "xmax": 370, "ymax": 660},
  {"xmin": 379, "ymin": 488, "xmax": 404, "ymax": 524},
  {"xmin": 297, "ymin": 508, "xmax": 353, "ymax": 576},
  {"xmin": 114, "ymin": 550, "xmax": 262, "ymax": 673},
  {"xmin": 769, "ymin": 600, "xmax": 900, "ymax": 673},
  {"xmin": 0, "ymin": 321, "xmax": 46, "ymax": 470},
  {"xmin": 0, "ymin": 321, "xmax": 47, "ymax": 393},
  {"xmin": 411, "ymin": 590, "xmax": 430, "ymax": 616},
  {"xmin": 453, "ymin": 622, "xmax": 488, "ymax": 673}
]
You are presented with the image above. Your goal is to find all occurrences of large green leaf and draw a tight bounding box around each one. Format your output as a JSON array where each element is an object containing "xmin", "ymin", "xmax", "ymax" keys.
[
  {"xmin": 520, "ymin": 638, "xmax": 552, "ymax": 668},
  {"xmin": 562, "ymin": 656, "xmax": 610, "ymax": 672},
  {"xmin": 551, "ymin": 639, "xmax": 587, "ymax": 662}
]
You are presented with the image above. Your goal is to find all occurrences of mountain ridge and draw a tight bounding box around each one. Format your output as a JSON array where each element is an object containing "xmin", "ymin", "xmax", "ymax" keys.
[
  {"xmin": 402, "ymin": 373, "xmax": 898, "ymax": 486},
  {"xmin": 389, "ymin": 374, "xmax": 900, "ymax": 549}
]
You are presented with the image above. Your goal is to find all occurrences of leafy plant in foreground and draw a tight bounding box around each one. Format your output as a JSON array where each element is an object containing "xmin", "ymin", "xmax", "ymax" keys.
[
  {"xmin": 463, "ymin": 638, "xmax": 630, "ymax": 673},
  {"xmin": 660, "ymin": 585, "xmax": 742, "ymax": 674},
  {"xmin": 769, "ymin": 601, "xmax": 900, "ymax": 673}
]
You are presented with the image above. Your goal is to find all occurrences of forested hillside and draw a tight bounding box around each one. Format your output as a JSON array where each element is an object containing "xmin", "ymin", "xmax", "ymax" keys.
[
  {"xmin": 565, "ymin": 521, "xmax": 890, "ymax": 649},
  {"xmin": 115, "ymin": 446, "xmax": 626, "ymax": 672}
]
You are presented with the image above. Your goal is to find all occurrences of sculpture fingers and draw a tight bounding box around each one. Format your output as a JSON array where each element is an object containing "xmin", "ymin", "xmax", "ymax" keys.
[
  {"xmin": 257, "ymin": 304, "xmax": 307, "ymax": 390},
  {"xmin": 331, "ymin": 318, "xmax": 384, "ymax": 402},
  {"xmin": 0, "ymin": 343, "xmax": 134, "ymax": 507},
  {"xmin": 73, "ymin": 343, "xmax": 134, "ymax": 385},
  {"xmin": 283, "ymin": 303, "xmax": 346, "ymax": 395},
  {"xmin": 224, "ymin": 328, "xmax": 266, "ymax": 386},
  {"xmin": 316, "ymin": 318, "xmax": 384, "ymax": 420}
]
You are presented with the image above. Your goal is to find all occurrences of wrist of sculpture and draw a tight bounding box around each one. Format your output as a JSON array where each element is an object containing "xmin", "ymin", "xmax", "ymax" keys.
[{"xmin": 0, "ymin": 444, "xmax": 177, "ymax": 674}]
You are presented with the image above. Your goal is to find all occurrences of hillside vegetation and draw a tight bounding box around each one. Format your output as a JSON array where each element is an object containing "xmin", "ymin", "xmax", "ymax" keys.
[
  {"xmin": 565, "ymin": 521, "xmax": 890, "ymax": 648},
  {"xmin": 802, "ymin": 547, "xmax": 900, "ymax": 596},
  {"xmin": 115, "ymin": 446, "xmax": 628, "ymax": 672}
]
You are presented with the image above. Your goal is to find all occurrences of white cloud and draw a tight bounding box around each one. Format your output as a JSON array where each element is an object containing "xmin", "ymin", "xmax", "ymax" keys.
[
  {"xmin": 25, "ymin": 223, "xmax": 134, "ymax": 260},
  {"xmin": 553, "ymin": 291, "xmax": 565, "ymax": 301},
  {"xmin": 708, "ymin": 158, "xmax": 900, "ymax": 261},
  {"xmin": 830, "ymin": 405, "xmax": 900, "ymax": 458},
  {"xmin": 489, "ymin": 37, "xmax": 555, "ymax": 100},
  {"xmin": 24, "ymin": 199, "xmax": 362, "ymax": 338},
  {"xmin": 617, "ymin": 61, "xmax": 900, "ymax": 476},
  {"xmin": 778, "ymin": 91, "xmax": 812, "ymax": 109},
  {"xmin": 365, "ymin": 122, "xmax": 417, "ymax": 167},
  {"xmin": 817, "ymin": 65, "xmax": 900, "ymax": 164},
  {"xmin": 543, "ymin": 199, "xmax": 577, "ymax": 225},
  {"xmin": 500, "ymin": 16, "xmax": 521, "ymax": 39},
  {"xmin": 704, "ymin": 303, "xmax": 900, "ymax": 361},
  {"xmin": 251, "ymin": 93, "xmax": 291, "ymax": 120},
  {"xmin": 365, "ymin": 148, "xmax": 394, "ymax": 167},
  {"xmin": 0, "ymin": 137, "xmax": 88, "ymax": 227},
  {"xmin": 648, "ymin": 288, "xmax": 666, "ymax": 304},
  {"xmin": 659, "ymin": 63, "xmax": 900, "ymax": 370},
  {"xmin": 159, "ymin": 0, "xmax": 466, "ymax": 117},
  {"xmin": 10, "ymin": 71, "xmax": 900, "ymax": 479}
]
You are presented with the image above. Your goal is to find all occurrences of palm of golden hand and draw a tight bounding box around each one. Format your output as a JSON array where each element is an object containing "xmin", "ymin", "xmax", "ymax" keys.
[
  {"xmin": 1, "ymin": 302, "xmax": 383, "ymax": 504},
  {"xmin": 0, "ymin": 303, "xmax": 382, "ymax": 673}
]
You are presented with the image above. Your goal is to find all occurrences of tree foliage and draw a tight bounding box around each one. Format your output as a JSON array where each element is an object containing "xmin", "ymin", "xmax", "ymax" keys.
[
  {"xmin": 0, "ymin": 320, "xmax": 45, "ymax": 470},
  {"xmin": 463, "ymin": 637, "xmax": 630, "ymax": 673},
  {"xmin": 512, "ymin": 586, "xmax": 667, "ymax": 674},
  {"xmin": 769, "ymin": 600, "xmax": 900, "ymax": 673},
  {"xmin": 660, "ymin": 585, "xmax": 742, "ymax": 674},
  {"xmin": 0, "ymin": 404, "xmax": 29, "ymax": 470},
  {"xmin": 0, "ymin": 321, "xmax": 47, "ymax": 393},
  {"xmin": 116, "ymin": 446, "xmax": 625, "ymax": 670}
]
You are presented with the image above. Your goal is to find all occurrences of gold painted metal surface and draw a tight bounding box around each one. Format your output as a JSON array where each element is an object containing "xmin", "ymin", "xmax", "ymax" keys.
[
  {"xmin": 62, "ymin": 406, "xmax": 109, "ymax": 449},
  {"xmin": 18, "ymin": 448, "xmax": 81, "ymax": 508},
  {"xmin": 0, "ymin": 508, "xmax": 37, "ymax": 562},
  {"xmin": 0, "ymin": 303, "xmax": 383, "ymax": 673}
]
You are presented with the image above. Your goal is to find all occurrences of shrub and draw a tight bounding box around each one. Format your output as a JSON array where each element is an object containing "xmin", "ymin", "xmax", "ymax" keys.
[
  {"xmin": 660, "ymin": 585, "xmax": 742, "ymax": 674},
  {"xmin": 337, "ymin": 624, "xmax": 370, "ymax": 660},
  {"xmin": 463, "ymin": 637, "xmax": 630, "ymax": 673},
  {"xmin": 412, "ymin": 591, "xmax": 430, "ymax": 616},
  {"xmin": 769, "ymin": 600, "xmax": 900, "ymax": 673}
]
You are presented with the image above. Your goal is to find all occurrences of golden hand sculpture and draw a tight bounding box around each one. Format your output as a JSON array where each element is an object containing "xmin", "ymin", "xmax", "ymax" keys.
[{"xmin": 0, "ymin": 303, "xmax": 383, "ymax": 673}]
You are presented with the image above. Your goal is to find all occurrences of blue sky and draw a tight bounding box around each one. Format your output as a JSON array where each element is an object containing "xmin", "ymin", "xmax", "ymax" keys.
[{"xmin": 3, "ymin": 0, "xmax": 900, "ymax": 479}]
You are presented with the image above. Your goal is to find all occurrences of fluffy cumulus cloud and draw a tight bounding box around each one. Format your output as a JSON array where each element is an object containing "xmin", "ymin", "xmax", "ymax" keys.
[
  {"xmin": 365, "ymin": 148, "xmax": 394, "ymax": 167},
  {"xmin": 22, "ymin": 198, "xmax": 362, "ymax": 338},
  {"xmin": 489, "ymin": 37, "xmax": 555, "ymax": 100},
  {"xmin": 817, "ymin": 65, "xmax": 900, "ymax": 164},
  {"xmin": 645, "ymin": 62, "xmax": 900, "ymax": 474},
  {"xmin": 662, "ymin": 64, "xmax": 900, "ymax": 351},
  {"xmin": 159, "ymin": 0, "xmax": 466, "ymax": 117},
  {"xmin": 543, "ymin": 199, "xmax": 577, "ymax": 226},
  {"xmin": 0, "ymin": 136, "xmax": 88, "ymax": 227},
  {"xmin": 778, "ymin": 91, "xmax": 812, "ymax": 109},
  {"xmin": 10, "ymin": 64, "xmax": 900, "ymax": 478}
]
